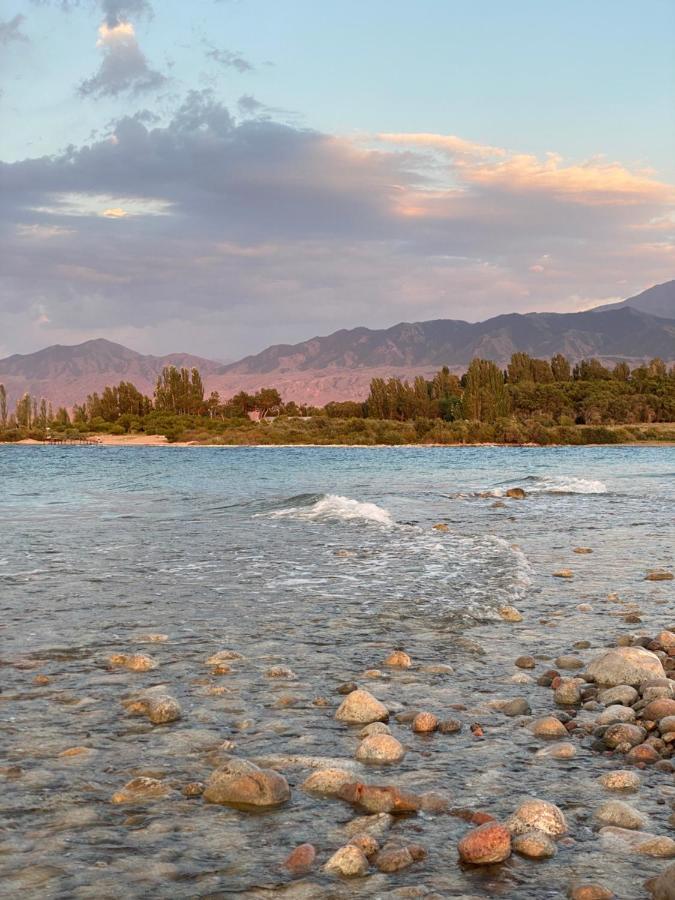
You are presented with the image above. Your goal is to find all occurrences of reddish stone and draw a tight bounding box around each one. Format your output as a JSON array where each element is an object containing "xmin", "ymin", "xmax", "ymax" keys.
[
  {"xmin": 470, "ymin": 723, "xmax": 485, "ymax": 738},
  {"xmin": 283, "ymin": 843, "xmax": 316, "ymax": 875},
  {"xmin": 626, "ymin": 742, "xmax": 661, "ymax": 764},
  {"xmin": 337, "ymin": 781, "xmax": 420, "ymax": 814},
  {"xmin": 458, "ymin": 821, "xmax": 511, "ymax": 865},
  {"xmin": 643, "ymin": 698, "xmax": 675, "ymax": 722}
]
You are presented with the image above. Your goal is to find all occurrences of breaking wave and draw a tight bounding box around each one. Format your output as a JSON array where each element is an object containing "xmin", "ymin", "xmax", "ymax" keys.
[
  {"xmin": 492, "ymin": 475, "xmax": 608, "ymax": 496},
  {"xmin": 265, "ymin": 493, "xmax": 394, "ymax": 526}
]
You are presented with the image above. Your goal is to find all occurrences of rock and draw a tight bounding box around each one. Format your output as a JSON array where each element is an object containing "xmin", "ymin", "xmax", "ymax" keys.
[
  {"xmin": 203, "ymin": 759, "xmax": 290, "ymax": 808},
  {"xmin": 133, "ymin": 632, "xmax": 168, "ymax": 642},
  {"xmin": 603, "ymin": 723, "xmax": 647, "ymax": 749},
  {"xmin": 515, "ymin": 655, "xmax": 536, "ymax": 669},
  {"xmin": 360, "ymin": 722, "xmax": 391, "ymax": 738},
  {"xmin": 555, "ymin": 680, "xmax": 583, "ymax": 706},
  {"xmin": 502, "ymin": 698, "xmax": 531, "ymax": 717},
  {"xmin": 644, "ymin": 699, "xmax": 675, "ymax": 721},
  {"xmin": 182, "ymin": 782, "xmax": 204, "ymax": 798},
  {"xmin": 207, "ymin": 649, "xmax": 244, "ymax": 665},
  {"xmin": 568, "ymin": 886, "xmax": 615, "ymax": 900},
  {"xmin": 343, "ymin": 812, "xmax": 394, "ymax": 838},
  {"xmin": 59, "ymin": 746, "xmax": 93, "ymax": 758},
  {"xmin": 349, "ymin": 833, "xmax": 380, "ymax": 858},
  {"xmin": 33, "ymin": 674, "xmax": 51, "ymax": 685},
  {"xmin": 556, "ymin": 656, "xmax": 584, "ymax": 670},
  {"xmin": 659, "ymin": 716, "xmax": 675, "ymax": 735},
  {"xmin": 507, "ymin": 799, "xmax": 567, "ymax": 837},
  {"xmin": 338, "ymin": 681, "xmax": 358, "ymax": 694},
  {"xmin": 438, "ymin": 719, "xmax": 462, "ymax": 734},
  {"xmin": 301, "ymin": 768, "xmax": 353, "ymax": 797},
  {"xmin": 375, "ymin": 844, "xmax": 427, "ymax": 873},
  {"xmin": 573, "ymin": 547, "xmax": 593, "ymax": 554},
  {"xmin": 266, "ymin": 666, "xmax": 296, "ymax": 679},
  {"xmin": 419, "ymin": 663, "xmax": 454, "ymax": 675},
  {"xmin": 597, "ymin": 705, "xmax": 636, "ymax": 725},
  {"xmin": 122, "ymin": 694, "xmax": 182, "ymax": 724},
  {"xmin": 108, "ymin": 653, "xmax": 158, "ymax": 672},
  {"xmin": 656, "ymin": 631, "xmax": 675, "ymax": 649},
  {"xmin": 324, "ymin": 845, "xmax": 369, "ymax": 877},
  {"xmin": 598, "ymin": 685, "xmax": 639, "ymax": 706},
  {"xmin": 553, "ymin": 570, "xmax": 574, "ymax": 578},
  {"xmin": 587, "ymin": 647, "xmax": 666, "ymax": 687},
  {"xmin": 505, "ymin": 487, "xmax": 526, "ymax": 499},
  {"xmin": 335, "ymin": 689, "xmax": 389, "ymax": 725},
  {"xmin": 645, "ymin": 571, "xmax": 674, "ymax": 581},
  {"xmin": 338, "ymin": 782, "xmax": 420, "ymax": 814},
  {"xmin": 595, "ymin": 800, "xmax": 648, "ymax": 830},
  {"xmin": 627, "ymin": 743, "xmax": 662, "ymax": 764},
  {"xmin": 512, "ymin": 830, "xmax": 557, "ymax": 859},
  {"xmin": 457, "ymin": 821, "xmax": 512, "ymax": 865},
  {"xmin": 412, "ymin": 712, "xmax": 439, "ymax": 733},
  {"xmin": 598, "ymin": 770, "xmax": 641, "ymax": 792},
  {"xmin": 111, "ymin": 776, "xmax": 172, "ymax": 804},
  {"xmin": 647, "ymin": 862, "xmax": 675, "ymax": 899},
  {"xmin": 499, "ymin": 605, "xmax": 523, "ymax": 622},
  {"xmin": 599, "ymin": 827, "xmax": 675, "ymax": 857},
  {"xmin": 284, "ymin": 844, "xmax": 316, "ymax": 875},
  {"xmin": 529, "ymin": 716, "xmax": 568, "ymax": 739},
  {"xmin": 355, "ymin": 734, "xmax": 406, "ymax": 764},
  {"xmin": 642, "ymin": 681, "xmax": 675, "ymax": 701},
  {"xmin": 535, "ymin": 742, "xmax": 576, "ymax": 759},
  {"xmin": 384, "ymin": 650, "xmax": 412, "ymax": 668},
  {"xmin": 432, "ymin": 522, "xmax": 449, "ymax": 531}
]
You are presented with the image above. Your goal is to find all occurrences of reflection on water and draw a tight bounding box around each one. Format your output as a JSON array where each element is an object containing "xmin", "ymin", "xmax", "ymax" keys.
[{"xmin": 1, "ymin": 445, "xmax": 674, "ymax": 898}]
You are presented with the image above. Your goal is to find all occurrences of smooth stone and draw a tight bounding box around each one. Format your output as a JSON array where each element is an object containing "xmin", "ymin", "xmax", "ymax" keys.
[
  {"xmin": 647, "ymin": 862, "xmax": 675, "ymax": 899},
  {"xmin": 555, "ymin": 680, "xmax": 583, "ymax": 706},
  {"xmin": 499, "ymin": 606, "xmax": 523, "ymax": 622},
  {"xmin": 505, "ymin": 487, "xmax": 526, "ymax": 499},
  {"xmin": 598, "ymin": 685, "xmax": 639, "ymax": 706},
  {"xmin": 598, "ymin": 770, "xmax": 641, "ymax": 792},
  {"xmin": 355, "ymin": 734, "xmax": 406, "ymax": 764},
  {"xmin": 659, "ymin": 716, "xmax": 675, "ymax": 735},
  {"xmin": 324, "ymin": 845, "xmax": 369, "ymax": 877},
  {"xmin": 108, "ymin": 653, "xmax": 158, "ymax": 672},
  {"xmin": 338, "ymin": 782, "xmax": 420, "ymax": 814},
  {"xmin": 348, "ymin": 833, "xmax": 380, "ymax": 858},
  {"xmin": 644, "ymin": 699, "xmax": 675, "ymax": 722},
  {"xmin": 655, "ymin": 631, "xmax": 675, "ymax": 649},
  {"xmin": 284, "ymin": 844, "xmax": 316, "ymax": 875},
  {"xmin": 587, "ymin": 647, "xmax": 666, "ymax": 687},
  {"xmin": 512, "ymin": 830, "xmax": 557, "ymax": 859},
  {"xmin": 301, "ymin": 768, "xmax": 353, "ymax": 796},
  {"xmin": 360, "ymin": 722, "xmax": 391, "ymax": 738},
  {"xmin": 603, "ymin": 723, "xmax": 647, "ymax": 749},
  {"xmin": 343, "ymin": 813, "xmax": 394, "ymax": 838},
  {"xmin": 419, "ymin": 663, "xmax": 454, "ymax": 675},
  {"xmin": 507, "ymin": 799, "xmax": 567, "ymax": 837},
  {"xmin": 203, "ymin": 759, "xmax": 290, "ymax": 808},
  {"xmin": 111, "ymin": 777, "xmax": 172, "ymax": 804},
  {"xmin": 553, "ymin": 569, "xmax": 574, "ymax": 578},
  {"xmin": 529, "ymin": 716, "xmax": 568, "ymax": 739},
  {"xmin": 511, "ymin": 673, "xmax": 535, "ymax": 684},
  {"xmin": 458, "ymin": 821, "xmax": 511, "ymax": 864},
  {"xmin": 568, "ymin": 886, "xmax": 615, "ymax": 900},
  {"xmin": 595, "ymin": 800, "xmax": 648, "ymax": 830},
  {"xmin": 535, "ymin": 742, "xmax": 576, "ymax": 759},
  {"xmin": 573, "ymin": 548, "xmax": 593, "ymax": 554},
  {"xmin": 412, "ymin": 712, "xmax": 439, "ymax": 733},
  {"xmin": 555, "ymin": 656, "xmax": 584, "ymax": 670},
  {"xmin": 515, "ymin": 656, "xmax": 536, "ymax": 669},
  {"xmin": 122, "ymin": 694, "xmax": 181, "ymax": 725},
  {"xmin": 438, "ymin": 719, "xmax": 462, "ymax": 734},
  {"xmin": 384, "ymin": 650, "xmax": 412, "ymax": 669},
  {"xmin": 207, "ymin": 649, "xmax": 244, "ymax": 664},
  {"xmin": 645, "ymin": 571, "xmax": 674, "ymax": 581},
  {"xmin": 597, "ymin": 705, "xmax": 636, "ymax": 726},
  {"xmin": 335, "ymin": 689, "xmax": 389, "ymax": 725},
  {"xmin": 375, "ymin": 844, "xmax": 426, "ymax": 873},
  {"xmin": 266, "ymin": 666, "xmax": 296, "ymax": 679},
  {"xmin": 502, "ymin": 698, "xmax": 531, "ymax": 717},
  {"xmin": 599, "ymin": 827, "xmax": 675, "ymax": 857}
]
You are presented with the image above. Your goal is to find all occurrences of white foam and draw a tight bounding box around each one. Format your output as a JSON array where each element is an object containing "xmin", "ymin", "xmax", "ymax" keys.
[
  {"xmin": 268, "ymin": 493, "xmax": 394, "ymax": 527},
  {"xmin": 531, "ymin": 475, "xmax": 607, "ymax": 494}
]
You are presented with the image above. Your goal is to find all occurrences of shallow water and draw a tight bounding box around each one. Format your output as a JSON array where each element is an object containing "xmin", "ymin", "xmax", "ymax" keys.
[{"xmin": 1, "ymin": 445, "xmax": 674, "ymax": 898}]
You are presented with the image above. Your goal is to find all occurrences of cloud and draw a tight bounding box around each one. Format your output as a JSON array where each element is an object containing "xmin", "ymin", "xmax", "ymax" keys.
[
  {"xmin": 101, "ymin": 0, "xmax": 152, "ymax": 26},
  {"xmin": 205, "ymin": 45, "xmax": 253, "ymax": 72},
  {"xmin": 0, "ymin": 93, "xmax": 673, "ymax": 360},
  {"xmin": 79, "ymin": 20, "xmax": 165, "ymax": 97},
  {"xmin": 0, "ymin": 14, "xmax": 28, "ymax": 45}
]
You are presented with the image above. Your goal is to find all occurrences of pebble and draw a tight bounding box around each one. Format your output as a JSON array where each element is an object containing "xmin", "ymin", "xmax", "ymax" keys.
[
  {"xmin": 412, "ymin": 712, "xmax": 439, "ymax": 733},
  {"xmin": 573, "ymin": 547, "xmax": 593, "ymax": 554},
  {"xmin": 111, "ymin": 777, "xmax": 172, "ymax": 804},
  {"xmin": 266, "ymin": 666, "xmax": 296, "ymax": 679},
  {"xmin": 355, "ymin": 734, "xmax": 406, "ymax": 764},
  {"xmin": 597, "ymin": 705, "xmax": 636, "ymax": 725},
  {"xmin": 108, "ymin": 653, "xmax": 158, "ymax": 672},
  {"xmin": 568, "ymin": 886, "xmax": 615, "ymax": 900},
  {"xmin": 553, "ymin": 569, "xmax": 574, "ymax": 578},
  {"xmin": 535, "ymin": 742, "xmax": 576, "ymax": 759},
  {"xmin": 349, "ymin": 833, "xmax": 379, "ymax": 858},
  {"xmin": 207, "ymin": 649, "xmax": 244, "ymax": 665},
  {"xmin": 284, "ymin": 843, "xmax": 316, "ymax": 875},
  {"xmin": 499, "ymin": 605, "xmax": 523, "ymax": 622},
  {"xmin": 301, "ymin": 768, "xmax": 353, "ymax": 796},
  {"xmin": 360, "ymin": 722, "xmax": 391, "ymax": 738},
  {"xmin": 507, "ymin": 799, "xmax": 567, "ymax": 837},
  {"xmin": 338, "ymin": 782, "xmax": 421, "ymax": 814},
  {"xmin": 512, "ymin": 830, "xmax": 557, "ymax": 858},
  {"xmin": 598, "ymin": 770, "xmax": 641, "ymax": 792},
  {"xmin": 598, "ymin": 685, "xmax": 639, "ymax": 706},
  {"xmin": 384, "ymin": 650, "xmax": 412, "ymax": 668},
  {"xmin": 502, "ymin": 698, "xmax": 531, "ymax": 717},
  {"xmin": 529, "ymin": 716, "xmax": 568, "ymax": 739},
  {"xmin": 122, "ymin": 694, "xmax": 182, "ymax": 725},
  {"xmin": 203, "ymin": 759, "xmax": 290, "ymax": 808},
  {"xmin": 645, "ymin": 571, "xmax": 674, "ymax": 581},
  {"xmin": 555, "ymin": 680, "xmax": 582, "ymax": 706},
  {"xmin": 515, "ymin": 655, "xmax": 536, "ymax": 669},
  {"xmin": 343, "ymin": 812, "xmax": 394, "ymax": 838},
  {"xmin": 375, "ymin": 844, "xmax": 427, "ymax": 873},
  {"xmin": 594, "ymin": 800, "xmax": 648, "ymax": 830},
  {"xmin": 603, "ymin": 723, "xmax": 647, "ymax": 749},
  {"xmin": 555, "ymin": 656, "xmax": 584, "ymax": 670},
  {"xmin": 457, "ymin": 821, "xmax": 512, "ymax": 865},
  {"xmin": 335, "ymin": 689, "xmax": 389, "ymax": 724},
  {"xmin": 644, "ymin": 699, "xmax": 675, "ymax": 721},
  {"xmin": 324, "ymin": 845, "xmax": 369, "ymax": 877},
  {"xmin": 438, "ymin": 719, "xmax": 462, "ymax": 734}
]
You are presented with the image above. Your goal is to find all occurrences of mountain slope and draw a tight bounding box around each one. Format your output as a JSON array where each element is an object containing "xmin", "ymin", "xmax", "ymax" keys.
[{"xmin": 593, "ymin": 280, "xmax": 675, "ymax": 319}]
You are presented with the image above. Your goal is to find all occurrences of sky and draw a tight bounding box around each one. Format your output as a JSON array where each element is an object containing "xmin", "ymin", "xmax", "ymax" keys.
[{"xmin": 1, "ymin": 0, "xmax": 674, "ymax": 361}]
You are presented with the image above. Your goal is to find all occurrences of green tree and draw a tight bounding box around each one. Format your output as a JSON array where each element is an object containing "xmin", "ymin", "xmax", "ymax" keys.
[
  {"xmin": 0, "ymin": 384, "xmax": 6, "ymax": 427},
  {"xmin": 462, "ymin": 359, "xmax": 510, "ymax": 422}
]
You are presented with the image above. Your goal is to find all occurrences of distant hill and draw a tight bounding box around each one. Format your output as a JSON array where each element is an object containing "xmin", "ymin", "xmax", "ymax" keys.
[
  {"xmin": 0, "ymin": 338, "xmax": 224, "ymax": 408},
  {"xmin": 1, "ymin": 298, "xmax": 674, "ymax": 409},
  {"xmin": 593, "ymin": 280, "xmax": 675, "ymax": 319}
]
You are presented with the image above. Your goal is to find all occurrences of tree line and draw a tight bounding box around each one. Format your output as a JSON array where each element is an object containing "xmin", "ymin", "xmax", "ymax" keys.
[{"xmin": 1, "ymin": 352, "xmax": 673, "ymax": 442}]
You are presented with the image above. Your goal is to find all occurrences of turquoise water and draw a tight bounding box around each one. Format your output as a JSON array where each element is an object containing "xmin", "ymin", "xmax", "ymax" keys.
[{"xmin": 1, "ymin": 445, "xmax": 674, "ymax": 898}]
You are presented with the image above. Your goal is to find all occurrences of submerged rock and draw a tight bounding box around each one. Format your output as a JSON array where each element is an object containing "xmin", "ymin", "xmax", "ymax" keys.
[
  {"xmin": 111, "ymin": 776, "xmax": 172, "ymax": 804},
  {"xmin": 203, "ymin": 759, "xmax": 290, "ymax": 808},
  {"xmin": 458, "ymin": 821, "xmax": 512, "ymax": 865},
  {"xmin": 324, "ymin": 845, "xmax": 369, "ymax": 877},
  {"xmin": 301, "ymin": 768, "xmax": 353, "ymax": 796},
  {"xmin": 512, "ymin": 830, "xmax": 557, "ymax": 859},
  {"xmin": 375, "ymin": 844, "xmax": 426, "ymax": 873},
  {"xmin": 412, "ymin": 712, "xmax": 439, "ymax": 733},
  {"xmin": 529, "ymin": 716, "xmax": 568, "ymax": 739},
  {"xmin": 499, "ymin": 605, "xmax": 524, "ymax": 623},
  {"xmin": 338, "ymin": 782, "xmax": 420, "ymax": 814},
  {"xmin": 384, "ymin": 650, "xmax": 413, "ymax": 668},
  {"xmin": 599, "ymin": 827, "xmax": 675, "ymax": 858},
  {"xmin": 595, "ymin": 800, "xmax": 647, "ymax": 830},
  {"xmin": 598, "ymin": 770, "xmax": 641, "ymax": 792},
  {"xmin": 108, "ymin": 653, "xmax": 158, "ymax": 672},
  {"xmin": 587, "ymin": 647, "xmax": 666, "ymax": 687},
  {"xmin": 505, "ymin": 488, "xmax": 526, "ymax": 499},
  {"xmin": 122, "ymin": 693, "xmax": 181, "ymax": 724},
  {"xmin": 284, "ymin": 844, "xmax": 316, "ymax": 875},
  {"xmin": 355, "ymin": 734, "xmax": 405, "ymax": 764},
  {"xmin": 336, "ymin": 689, "xmax": 389, "ymax": 724},
  {"xmin": 507, "ymin": 799, "xmax": 567, "ymax": 837}
]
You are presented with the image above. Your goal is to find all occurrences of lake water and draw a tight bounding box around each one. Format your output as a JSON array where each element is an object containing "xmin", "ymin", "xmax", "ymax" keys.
[{"xmin": 1, "ymin": 445, "xmax": 674, "ymax": 898}]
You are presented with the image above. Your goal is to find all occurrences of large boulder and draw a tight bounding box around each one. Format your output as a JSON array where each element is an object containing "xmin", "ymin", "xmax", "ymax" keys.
[
  {"xmin": 335, "ymin": 689, "xmax": 389, "ymax": 724},
  {"xmin": 586, "ymin": 647, "xmax": 665, "ymax": 687},
  {"xmin": 203, "ymin": 759, "xmax": 290, "ymax": 808}
]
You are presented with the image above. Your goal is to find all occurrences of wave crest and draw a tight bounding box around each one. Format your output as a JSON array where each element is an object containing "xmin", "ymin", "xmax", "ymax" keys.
[{"xmin": 266, "ymin": 493, "xmax": 394, "ymax": 526}]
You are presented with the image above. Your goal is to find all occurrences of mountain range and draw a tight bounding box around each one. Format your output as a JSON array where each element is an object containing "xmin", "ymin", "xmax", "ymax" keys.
[{"xmin": 2, "ymin": 281, "xmax": 674, "ymax": 408}]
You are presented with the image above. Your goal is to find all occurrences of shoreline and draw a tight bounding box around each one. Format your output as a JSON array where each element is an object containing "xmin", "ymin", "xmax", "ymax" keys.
[{"xmin": 3, "ymin": 435, "xmax": 675, "ymax": 448}]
